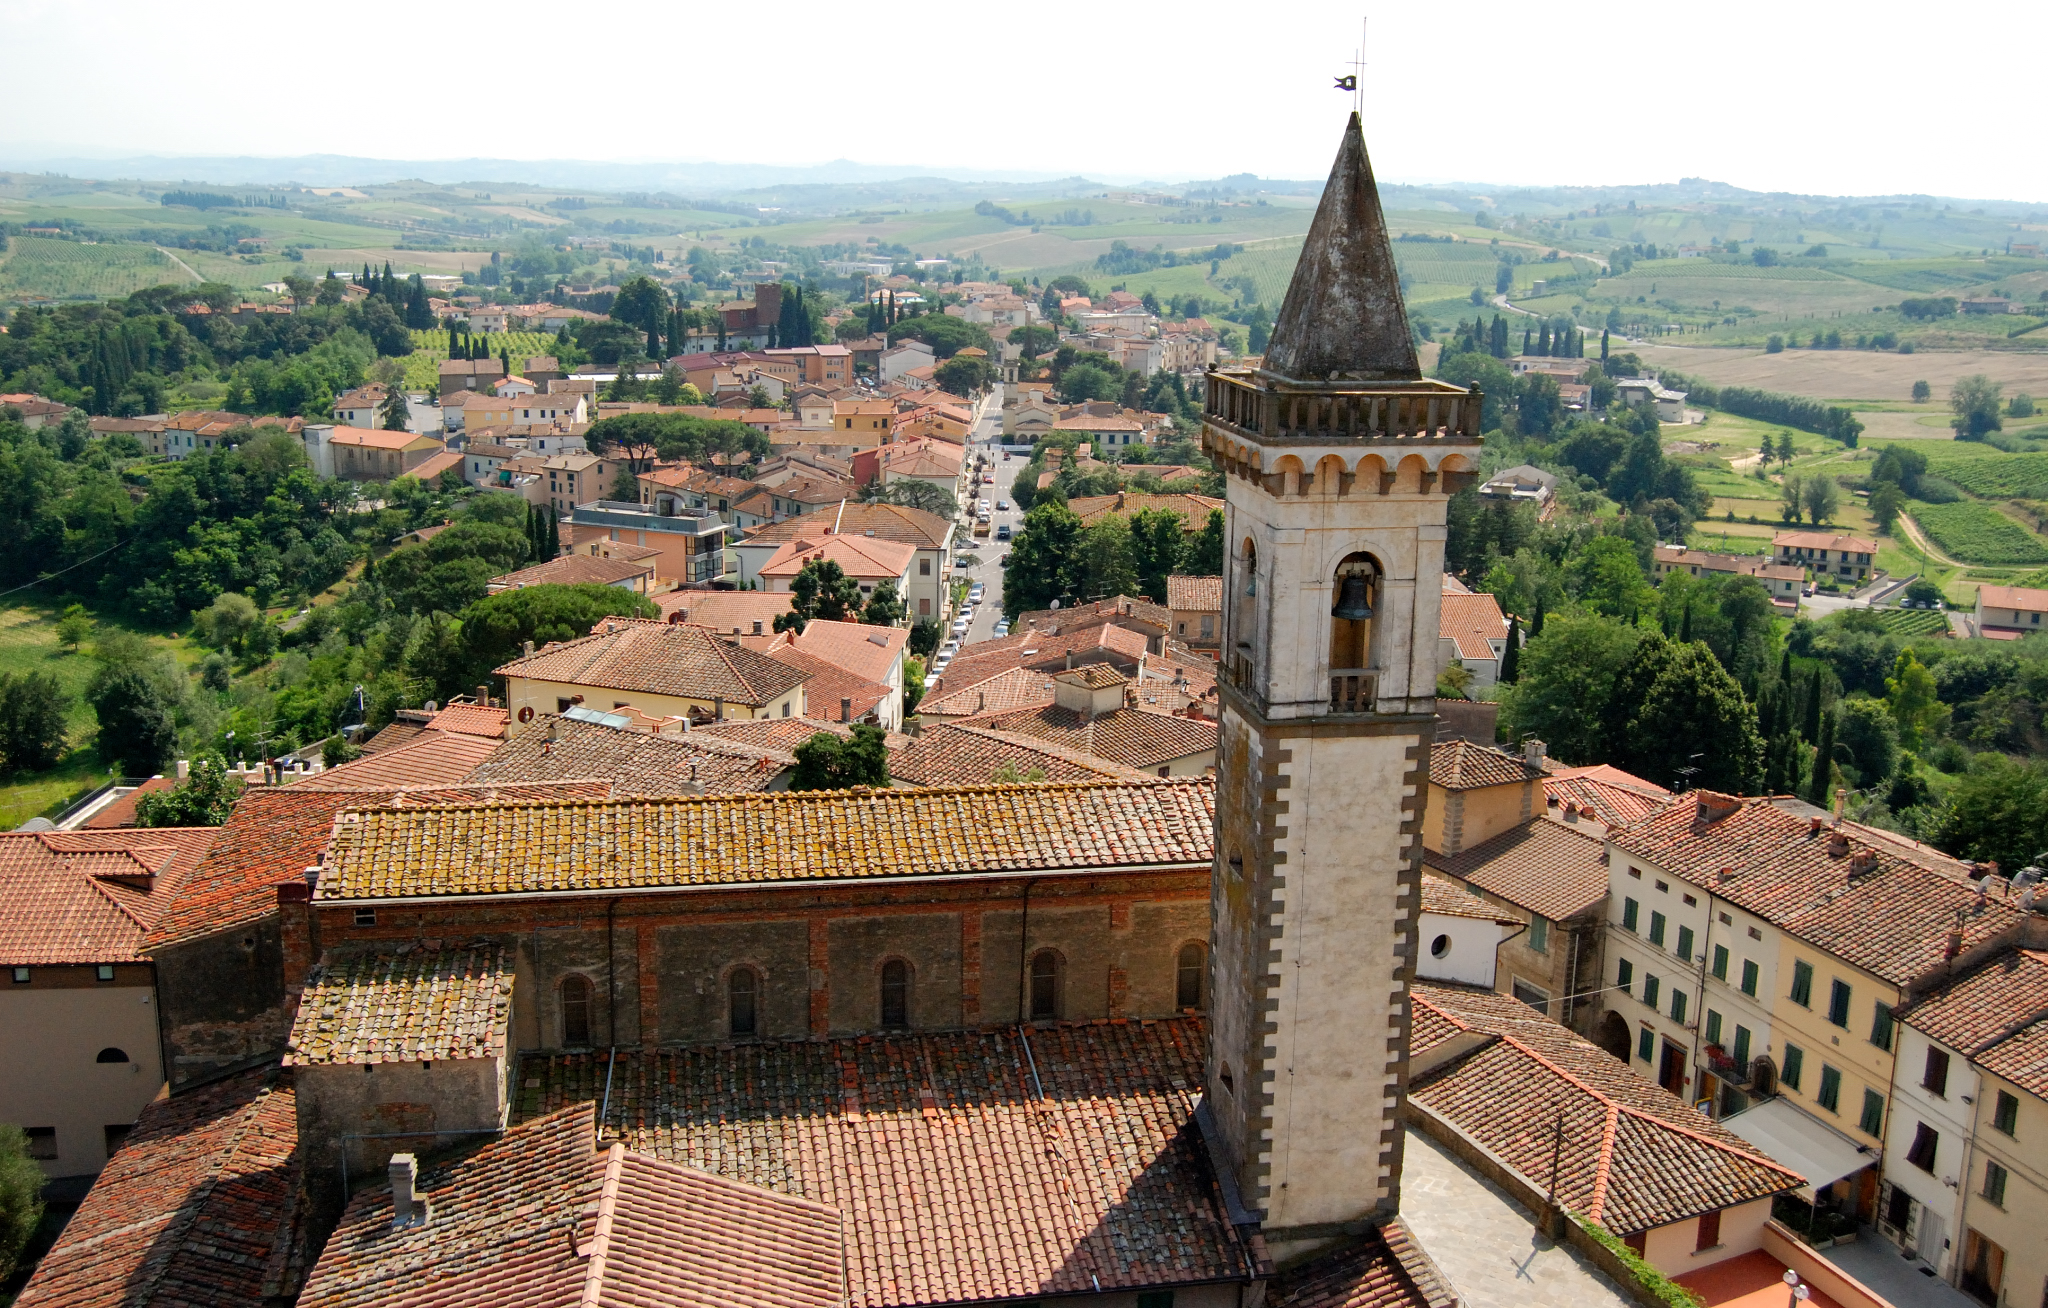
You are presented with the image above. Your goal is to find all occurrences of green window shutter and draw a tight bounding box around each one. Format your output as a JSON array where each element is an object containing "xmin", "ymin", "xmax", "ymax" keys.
[
  {"xmin": 1617, "ymin": 959, "xmax": 1633, "ymax": 994},
  {"xmin": 1671, "ymin": 990, "xmax": 1687, "ymax": 1024},
  {"xmin": 1711, "ymin": 945, "xmax": 1729, "ymax": 981},
  {"xmin": 1741, "ymin": 959, "xmax": 1759, "ymax": 997},
  {"xmin": 1982, "ymin": 1161, "xmax": 2008, "ymax": 1207},
  {"xmin": 1860, "ymin": 1089, "xmax": 1885, "ymax": 1137},
  {"xmin": 1706, "ymin": 1010, "xmax": 1723, "ymax": 1046},
  {"xmin": 1818, "ymin": 1065, "xmax": 1842, "ymax": 1112},
  {"xmin": 1828, "ymin": 979, "xmax": 1852, "ymax": 1027},
  {"xmin": 1676, "ymin": 926, "xmax": 1694, "ymax": 963},
  {"xmin": 1649, "ymin": 911, "xmax": 1667, "ymax": 947},
  {"xmin": 1644, "ymin": 975, "xmax": 1661, "ymax": 1009},
  {"xmin": 1783, "ymin": 1044, "xmax": 1804, "ymax": 1090},
  {"xmin": 1622, "ymin": 898, "xmax": 1639, "ymax": 932},
  {"xmin": 1529, "ymin": 917, "xmax": 1549, "ymax": 953},
  {"xmin": 1870, "ymin": 1003, "xmax": 1895, "ymax": 1051},
  {"xmin": 1733, "ymin": 1026, "xmax": 1752, "ymax": 1066},
  {"xmin": 1791, "ymin": 960, "xmax": 1813, "ymax": 1006},
  {"xmin": 1993, "ymin": 1091, "xmax": 2018, "ymax": 1135},
  {"xmin": 1638, "ymin": 1027, "xmax": 1655, "ymax": 1062}
]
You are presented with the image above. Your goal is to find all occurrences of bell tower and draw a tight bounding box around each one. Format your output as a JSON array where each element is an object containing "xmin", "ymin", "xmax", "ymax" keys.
[{"xmin": 1203, "ymin": 113, "xmax": 1481, "ymax": 1260}]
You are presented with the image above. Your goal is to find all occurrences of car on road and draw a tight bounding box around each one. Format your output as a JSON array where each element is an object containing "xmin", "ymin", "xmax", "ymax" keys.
[
  {"xmin": 951, "ymin": 616, "xmax": 970, "ymax": 638},
  {"xmin": 982, "ymin": 473, "xmax": 995, "ymax": 484},
  {"xmin": 994, "ymin": 619, "xmax": 1010, "ymax": 638},
  {"xmin": 996, "ymin": 499, "xmax": 1010, "ymax": 511},
  {"xmin": 977, "ymin": 499, "xmax": 991, "ymax": 513},
  {"xmin": 938, "ymin": 639, "xmax": 960, "ymax": 660},
  {"xmin": 954, "ymin": 555, "xmax": 973, "ymax": 569},
  {"xmin": 996, "ymin": 523, "xmax": 1011, "ymax": 541}
]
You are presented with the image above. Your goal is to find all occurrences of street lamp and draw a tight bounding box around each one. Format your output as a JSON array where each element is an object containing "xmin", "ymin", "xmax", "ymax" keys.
[{"xmin": 1782, "ymin": 1269, "xmax": 1810, "ymax": 1304}]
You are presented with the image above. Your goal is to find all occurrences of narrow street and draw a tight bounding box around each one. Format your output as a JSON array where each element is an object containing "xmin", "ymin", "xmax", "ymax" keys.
[{"xmin": 957, "ymin": 385, "xmax": 1022, "ymax": 646}]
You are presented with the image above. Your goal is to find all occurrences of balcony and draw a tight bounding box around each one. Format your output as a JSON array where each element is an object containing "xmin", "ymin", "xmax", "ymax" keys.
[
  {"xmin": 1329, "ymin": 668, "xmax": 1378, "ymax": 713},
  {"xmin": 1704, "ymin": 1044, "xmax": 1753, "ymax": 1087}
]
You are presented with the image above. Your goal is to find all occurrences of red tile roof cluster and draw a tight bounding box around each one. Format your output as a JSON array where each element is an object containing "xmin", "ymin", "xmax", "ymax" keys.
[
  {"xmin": 1978, "ymin": 1016, "xmax": 2048, "ymax": 1101},
  {"xmin": 495, "ymin": 621, "xmax": 812, "ymax": 707},
  {"xmin": 1011, "ymin": 593, "xmax": 1171, "ymax": 635},
  {"xmin": 465, "ymin": 713, "xmax": 795, "ymax": 795},
  {"xmin": 1265, "ymin": 1221, "xmax": 1458, "ymax": 1308},
  {"xmin": 1611, "ymin": 793, "xmax": 2024, "ymax": 985},
  {"xmin": 742, "ymin": 502, "xmax": 954, "ymax": 550},
  {"xmin": 916, "ymin": 665, "xmax": 1057, "ymax": 719},
  {"xmin": 1066, "ymin": 492, "xmax": 1223, "ymax": 531},
  {"xmin": 765, "ymin": 644, "xmax": 891, "ymax": 723},
  {"xmin": 1420, "ymin": 873, "xmax": 1520, "ymax": 922},
  {"xmin": 142, "ymin": 783, "xmax": 610, "ymax": 950},
  {"xmin": 305, "ymin": 1103, "xmax": 846, "ymax": 1308},
  {"xmin": 689, "ymin": 716, "xmax": 863, "ymax": 754},
  {"xmin": 0, "ymin": 827, "xmax": 217, "ymax": 964},
  {"xmin": 963, "ymin": 702, "xmax": 1218, "ymax": 771},
  {"xmin": 515, "ymin": 1019, "xmax": 1259, "ymax": 1308},
  {"xmin": 891, "ymin": 722, "xmax": 1152, "ymax": 786},
  {"xmin": 1543, "ymin": 763, "xmax": 1671, "ymax": 826},
  {"xmin": 784, "ymin": 617, "xmax": 907, "ymax": 685},
  {"xmin": 422, "ymin": 702, "xmax": 510, "ymax": 740},
  {"xmin": 488, "ymin": 553, "xmax": 653, "ymax": 590},
  {"xmin": 1165, "ymin": 574, "xmax": 1223, "ymax": 611},
  {"xmin": 317, "ymin": 780, "xmax": 1217, "ymax": 902},
  {"xmin": 758, "ymin": 532, "xmax": 917, "ymax": 583},
  {"xmin": 285, "ymin": 942, "xmax": 513, "ymax": 1067},
  {"xmin": 1410, "ymin": 984, "xmax": 1804, "ymax": 1235},
  {"xmin": 1438, "ymin": 592, "xmax": 1508, "ymax": 662},
  {"xmin": 653, "ymin": 588, "xmax": 796, "ymax": 632},
  {"xmin": 79, "ymin": 775, "xmax": 176, "ymax": 828},
  {"xmin": 1424, "ymin": 817, "xmax": 1609, "ymax": 921},
  {"xmin": 289, "ymin": 729, "xmax": 503, "ymax": 790},
  {"xmin": 1899, "ymin": 951, "xmax": 2048, "ymax": 1100},
  {"xmin": 1427, "ymin": 738, "xmax": 1545, "ymax": 791},
  {"xmin": 15, "ymin": 1068, "xmax": 310, "ymax": 1308},
  {"xmin": 931, "ymin": 622, "xmax": 1149, "ymax": 699}
]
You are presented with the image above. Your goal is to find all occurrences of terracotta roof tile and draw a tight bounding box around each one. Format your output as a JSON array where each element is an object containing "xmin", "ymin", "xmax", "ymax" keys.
[
  {"xmin": 766, "ymin": 645, "xmax": 891, "ymax": 723},
  {"xmin": 915, "ymin": 666, "xmax": 1056, "ymax": 719},
  {"xmin": 79, "ymin": 775, "xmax": 176, "ymax": 828},
  {"xmin": 0, "ymin": 828, "xmax": 216, "ymax": 964},
  {"xmin": 1421, "ymin": 873, "xmax": 1520, "ymax": 922},
  {"xmin": 496, "ymin": 622, "xmax": 811, "ymax": 707},
  {"xmin": 1165, "ymin": 575, "xmax": 1222, "ymax": 611},
  {"xmin": 514, "ymin": 1019, "xmax": 1254, "ymax": 1308},
  {"xmin": 786, "ymin": 618, "xmax": 907, "ymax": 685},
  {"xmin": 931, "ymin": 623, "xmax": 1148, "ymax": 699},
  {"xmin": 423, "ymin": 703, "xmax": 509, "ymax": 740},
  {"xmin": 744, "ymin": 502, "xmax": 952, "ymax": 550},
  {"xmin": 891, "ymin": 722, "xmax": 1152, "ymax": 786},
  {"xmin": 964, "ymin": 703, "xmax": 1218, "ymax": 771},
  {"xmin": 652, "ymin": 588, "xmax": 795, "ymax": 632},
  {"xmin": 689, "ymin": 717, "xmax": 859, "ymax": 754},
  {"xmin": 286, "ymin": 942, "xmax": 513, "ymax": 1066},
  {"xmin": 1611, "ymin": 793, "xmax": 2019, "ymax": 984},
  {"xmin": 1977, "ymin": 1015, "xmax": 2048, "ymax": 1101},
  {"xmin": 489, "ymin": 553, "xmax": 653, "ymax": 589},
  {"xmin": 1543, "ymin": 764, "xmax": 1671, "ymax": 826},
  {"xmin": 15, "ymin": 1067, "xmax": 309, "ymax": 1308},
  {"xmin": 357, "ymin": 721, "xmax": 429, "ymax": 754},
  {"xmin": 290, "ymin": 730, "xmax": 502, "ymax": 790},
  {"xmin": 1410, "ymin": 984, "xmax": 1803, "ymax": 1234},
  {"xmin": 1439, "ymin": 593, "xmax": 1508, "ymax": 662},
  {"xmin": 465, "ymin": 714, "xmax": 794, "ymax": 795},
  {"xmin": 1428, "ymin": 738, "xmax": 1544, "ymax": 791},
  {"xmin": 316, "ymin": 781, "xmax": 1216, "ymax": 902},
  {"xmin": 1012, "ymin": 594, "xmax": 1172, "ymax": 635},
  {"xmin": 1424, "ymin": 818, "xmax": 1608, "ymax": 921},
  {"xmin": 142, "ymin": 783, "xmax": 609, "ymax": 950},
  {"xmin": 1066, "ymin": 492, "xmax": 1222, "ymax": 531},
  {"xmin": 1898, "ymin": 949, "xmax": 2048, "ymax": 1055},
  {"xmin": 1266, "ymin": 1221, "xmax": 1456, "ymax": 1308},
  {"xmin": 758, "ymin": 533, "xmax": 916, "ymax": 582},
  {"xmin": 1058, "ymin": 663, "xmax": 1128, "ymax": 691}
]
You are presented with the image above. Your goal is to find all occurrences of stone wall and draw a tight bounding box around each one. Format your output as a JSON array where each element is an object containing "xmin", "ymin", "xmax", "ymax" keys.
[{"xmin": 154, "ymin": 913, "xmax": 291, "ymax": 1091}]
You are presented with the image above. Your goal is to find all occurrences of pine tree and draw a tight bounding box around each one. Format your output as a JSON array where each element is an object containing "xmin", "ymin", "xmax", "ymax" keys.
[
  {"xmin": 1499, "ymin": 616, "xmax": 1521, "ymax": 684},
  {"xmin": 1804, "ymin": 711, "xmax": 1836, "ymax": 807}
]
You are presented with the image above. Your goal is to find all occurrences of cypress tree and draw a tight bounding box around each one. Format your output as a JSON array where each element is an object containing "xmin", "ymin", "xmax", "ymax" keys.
[
  {"xmin": 1679, "ymin": 603, "xmax": 1692, "ymax": 643},
  {"xmin": 1499, "ymin": 616, "xmax": 1521, "ymax": 684},
  {"xmin": 1537, "ymin": 322, "xmax": 1551, "ymax": 356},
  {"xmin": 1803, "ymin": 666, "xmax": 1823, "ymax": 742},
  {"xmin": 1530, "ymin": 596, "xmax": 1545, "ymax": 640},
  {"xmin": 1804, "ymin": 711, "xmax": 1836, "ymax": 808},
  {"xmin": 1522, "ymin": 327, "xmax": 1531, "ymax": 355},
  {"xmin": 545, "ymin": 506, "xmax": 560, "ymax": 559},
  {"xmin": 1600, "ymin": 328, "xmax": 1610, "ymax": 360}
]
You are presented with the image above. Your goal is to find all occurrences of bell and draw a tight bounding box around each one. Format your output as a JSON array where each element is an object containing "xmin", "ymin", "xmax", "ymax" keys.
[{"xmin": 1331, "ymin": 573, "xmax": 1374, "ymax": 621}]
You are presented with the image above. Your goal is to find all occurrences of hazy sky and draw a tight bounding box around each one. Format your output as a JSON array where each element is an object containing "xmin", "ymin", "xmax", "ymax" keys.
[{"xmin": 4, "ymin": 0, "xmax": 2042, "ymax": 200}]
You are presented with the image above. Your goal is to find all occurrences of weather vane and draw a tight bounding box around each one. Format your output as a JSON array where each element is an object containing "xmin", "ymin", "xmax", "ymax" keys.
[{"xmin": 1334, "ymin": 18, "xmax": 1367, "ymax": 117}]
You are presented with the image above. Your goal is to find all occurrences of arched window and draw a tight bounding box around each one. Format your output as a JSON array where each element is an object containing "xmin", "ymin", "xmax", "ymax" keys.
[
  {"xmin": 1329, "ymin": 552, "xmax": 1381, "ymax": 672},
  {"xmin": 96, "ymin": 1047, "xmax": 129, "ymax": 1064},
  {"xmin": 1234, "ymin": 537, "xmax": 1259, "ymax": 649},
  {"xmin": 879, "ymin": 960, "xmax": 911, "ymax": 1030},
  {"xmin": 560, "ymin": 975, "xmax": 593, "ymax": 1047},
  {"xmin": 1175, "ymin": 943, "xmax": 1206, "ymax": 1011},
  {"xmin": 1028, "ymin": 950, "xmax": 1063, "ymax": 1022},
  {"xmin": 728, "ymin": 967, "xmax": 759, "ymax": 1038}
]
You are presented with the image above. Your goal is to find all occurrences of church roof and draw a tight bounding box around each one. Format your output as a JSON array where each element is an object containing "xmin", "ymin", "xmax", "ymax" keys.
[
  {"xmin": 1263, "ymin": 113, "xmax": 1419, "ymax": 384},
  {"xmin": 514, "ymin": 1019, "xmax": 1261, "ymax": 1308}
]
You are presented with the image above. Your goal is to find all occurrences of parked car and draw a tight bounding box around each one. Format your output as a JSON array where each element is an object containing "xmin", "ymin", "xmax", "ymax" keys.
[
  {"xmin": 994, "ymin": 620, "xmax": 1010, "ymax": 638},
  {"xmin": 969, "ymin": 583, "xmax": 985, "ymax": 602},
  {"xmin": 950, "ymin": 616, "xmax": 970, "ymax": 638},
  {"xmin": 982, "ymin": 473, "xmax": 995, "ymax": 484}
]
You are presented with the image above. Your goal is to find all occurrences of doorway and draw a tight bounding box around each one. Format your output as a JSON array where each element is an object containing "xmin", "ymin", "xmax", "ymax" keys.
[{"xmin": 1658, "ymin": 1040, "xmax": 1688, "ymax": 1097}]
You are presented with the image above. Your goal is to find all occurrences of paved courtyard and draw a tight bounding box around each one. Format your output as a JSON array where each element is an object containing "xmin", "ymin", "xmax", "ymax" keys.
[
  {"xmin": 1398, "ymin": 1127, "xmax": 1635, "ymax": 1308},
  {"xmin": 1821, "ymin": 1234, "xmax": 1977, "ymax": 1308}
]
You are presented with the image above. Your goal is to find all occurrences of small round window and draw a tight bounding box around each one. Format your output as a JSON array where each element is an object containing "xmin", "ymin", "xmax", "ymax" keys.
[{"xmin": 1429, "ymin": 934, "xmax": 1451, "ymax": 959}]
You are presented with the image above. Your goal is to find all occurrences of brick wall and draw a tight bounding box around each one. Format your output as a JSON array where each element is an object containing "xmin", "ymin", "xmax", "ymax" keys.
[{"xmin": 309, "ymin": 871, "xmax": 1209, "ymax": 1051}]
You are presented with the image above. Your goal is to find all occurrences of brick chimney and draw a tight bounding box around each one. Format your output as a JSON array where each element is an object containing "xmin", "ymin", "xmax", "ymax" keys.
[
  {"xmin": 389, "ymin": 1154, "xmax": 424, "ymax": 1230},
  {"xmin": 276, "ymin": 879, "xmax": 318, "ymax": 1015}
]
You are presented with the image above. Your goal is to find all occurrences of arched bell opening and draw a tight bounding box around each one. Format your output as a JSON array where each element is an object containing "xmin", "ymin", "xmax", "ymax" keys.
[{"xmin": 1328, "ymin": 552, "xmax": 1381, "ymax": 673}]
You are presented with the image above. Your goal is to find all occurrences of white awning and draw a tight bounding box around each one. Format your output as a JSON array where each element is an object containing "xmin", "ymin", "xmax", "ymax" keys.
[{"xmin": 1720, "ymin": 1097, "xmax": 1874, "ymax": 1200}]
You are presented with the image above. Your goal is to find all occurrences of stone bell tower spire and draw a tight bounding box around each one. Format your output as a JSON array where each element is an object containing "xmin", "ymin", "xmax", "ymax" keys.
[{"xmin": 1202, "ymin": 112, "xmax": 1482, "ymax": 1262}]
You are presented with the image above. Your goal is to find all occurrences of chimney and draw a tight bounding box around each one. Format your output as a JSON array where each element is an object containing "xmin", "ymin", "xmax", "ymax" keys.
[
  {"xmin": 753, "ymin": 620, "xmax": 763, "ymax": 635},
  {"xmin": 389, "ymin": 1154, "xmax": 423, "ymax": 1230},
  {"xmin": 476, "ymin": 685, "xmax": 489, "ymax": 706},
  {"xmin": 1807, "ymin": 815, "xmax": 1823, "ymax": 836},
  {"xmin": 276, "ymin": 880, "xmax": 318, "ymax": 1011},
  {"xmin": 1827, "ymin": 831, "xmax": 1849, "ymax": 858},
  {"xmin": 522, "ymin": 639, "xmax": 535, "ymax": 658},
  {"xmin": 1832, "ymin": 787, "xmax": 1846, "ymax": 819},
  {"xmin": 714, "ymin": 696, "xmax": 725, "ymax": 721},
  {"xmin": 841, "ymin": 697, "xmax": 852, "ymax": 723},
  {"xmin": 1522, "ymin": 738, "xmax": 1547, "ymax": 768},
  {"xmin": 1065, "ymin": 650, "xmax": 1074, "ymax": 670}
]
